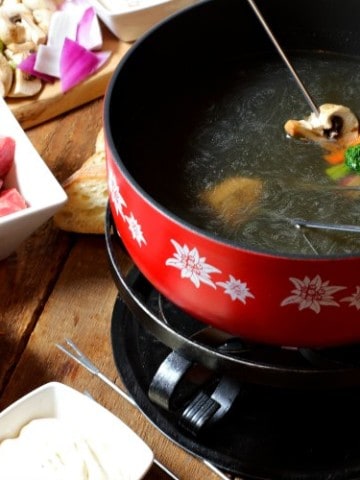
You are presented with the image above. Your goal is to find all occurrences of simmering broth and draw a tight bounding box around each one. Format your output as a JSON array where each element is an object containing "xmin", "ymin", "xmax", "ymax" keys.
[{"xmin": 126, "ymin": 51, "xmax": 360, "ymax": 256}]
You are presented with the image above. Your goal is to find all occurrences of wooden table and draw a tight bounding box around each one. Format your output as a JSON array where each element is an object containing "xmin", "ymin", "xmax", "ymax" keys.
[{"xmin": 0, "ymin": 99, "xmax": 223, "ymax": 480}]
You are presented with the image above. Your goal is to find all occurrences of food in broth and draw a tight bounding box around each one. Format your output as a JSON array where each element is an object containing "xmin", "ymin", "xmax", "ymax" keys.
[
  {"xmin": 127, "ymin": 52, "xmax": 360, "ymax": 256},
  {"xmin": 284, "ymin": 103, "xmax": 359, "ymax": 145},
  {"xmin": 200, "ymin": 176, "xmax": 263, "ymax": 226}
]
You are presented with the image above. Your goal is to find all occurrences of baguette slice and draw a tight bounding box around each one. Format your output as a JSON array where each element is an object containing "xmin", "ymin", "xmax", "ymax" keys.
[{"xmin": 53, "ymin": 150, "xmax": 108, "ymax": 234}]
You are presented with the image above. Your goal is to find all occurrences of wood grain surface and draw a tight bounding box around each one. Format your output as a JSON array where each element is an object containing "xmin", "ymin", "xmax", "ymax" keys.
[{"xmin": 0, "ymin": 99, "xmax": 224, "ymax": 480}]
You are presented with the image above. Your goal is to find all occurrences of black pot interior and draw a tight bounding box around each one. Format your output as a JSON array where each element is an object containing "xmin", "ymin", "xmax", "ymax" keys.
[{"xmin": 105, "ymin": 0, "xmax": 360, "ymax": 256}]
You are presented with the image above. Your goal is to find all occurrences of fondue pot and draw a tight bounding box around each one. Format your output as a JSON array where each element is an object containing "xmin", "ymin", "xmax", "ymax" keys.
[{"xmin": 104, "ymin": 0, "xmax": 360, "ymax": 348}]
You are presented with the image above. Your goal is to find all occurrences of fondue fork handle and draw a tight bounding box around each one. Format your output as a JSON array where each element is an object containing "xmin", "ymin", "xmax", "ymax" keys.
[
  {"xmin": 56, "ymin": 339, "xmax": 136, "ymax": 406},
  {"xmin": 56, "ymin": 339, "xmax": 228, "ymax": 480},
  {"xmin": 55, "ymin": 339, "xmax": 178, "ymax": 480}
]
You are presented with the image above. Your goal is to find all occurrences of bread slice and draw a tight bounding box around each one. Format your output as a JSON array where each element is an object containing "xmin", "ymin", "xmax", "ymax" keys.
[
  {"xmin": 54, "ymin": 130, "xmax": 108, "ymax": 234},
  {"xmin": 95, "ymin": 127, "xmax": 105, "ymax": 153}
]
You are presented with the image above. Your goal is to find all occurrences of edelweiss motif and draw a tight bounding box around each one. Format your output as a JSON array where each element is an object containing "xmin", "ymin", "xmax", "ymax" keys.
[
  {"xmin": 217, "ymin": 275, "xmax": 255, "ymax": 304},
  {"xmin": 125, "ymin": 213, "xmax": 146, "ymax": 246},
  {"xmin": 281, "ymin": 275, "xmax": 346, "ymax": 313},
  {"xmin": 165, "ymin": 240, "xmax": 221, "ymax": 288},
  {"xmin": 341, "ymin": 286, "xmax": 360, "ymax": 310},
  {"xmin": 108, "ymin": 169, "xmax": 127, "ymax": 219},
  {"xmin": 108, "ymin": 168, "xmax": 147, "ymax": 247}
]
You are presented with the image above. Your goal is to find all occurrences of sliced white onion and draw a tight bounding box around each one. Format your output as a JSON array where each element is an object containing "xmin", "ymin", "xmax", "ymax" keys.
[
  {"xmin": 47, "ymin": 10, "xmax": 80, "ymax": 46},
  {"xmin": 76, "ymin": 7, "xmax": 103, "ymax": 50},
  {"xmin": 34, "ymin": 44, "xmax": 62, "ymax": 77}
]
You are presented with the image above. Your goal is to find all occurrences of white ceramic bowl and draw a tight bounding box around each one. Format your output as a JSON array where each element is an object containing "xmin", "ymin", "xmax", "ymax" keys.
[
  {"xmin": 88, "ymin": 0, "xmax": 199, "ymax": 42},
  {"xmin": 0, "ymin": 98, "xmax": 67, "ymax": 261},
  {"xmin": 0, "ymin": 382, "xmax": 154, "ymax": 479}
]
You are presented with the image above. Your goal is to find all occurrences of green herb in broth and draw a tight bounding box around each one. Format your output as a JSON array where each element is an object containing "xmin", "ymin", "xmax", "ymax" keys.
[
  {"xmin": 345, "ymin": 144, "xmax": 360, "ymax": 172},
  {"xmin": 179, "ymin": 51, "xmax": 360, "ymax": 256}
]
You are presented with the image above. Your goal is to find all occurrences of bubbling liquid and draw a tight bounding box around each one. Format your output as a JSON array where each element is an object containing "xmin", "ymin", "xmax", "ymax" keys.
[{"xmin": 129, "ymin": 51, "xmax": 360, "ymax": 256}]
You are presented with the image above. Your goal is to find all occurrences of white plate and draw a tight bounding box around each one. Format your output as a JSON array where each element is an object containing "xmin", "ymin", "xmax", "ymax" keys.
[{"xmin": 0, "ymin": 382, "xmax": 154, "ymax": 479}]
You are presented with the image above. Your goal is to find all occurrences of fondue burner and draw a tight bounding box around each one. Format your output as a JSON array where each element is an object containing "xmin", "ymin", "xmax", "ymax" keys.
[{"xmin": 106, "ymin": 209, "xmax": 360, "ymax": 479}]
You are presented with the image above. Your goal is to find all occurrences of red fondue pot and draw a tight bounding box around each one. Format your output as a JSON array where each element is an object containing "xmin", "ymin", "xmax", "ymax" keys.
[{"xmin": 104, "ymin": 0, "xmax": 360, "ymax": 347}]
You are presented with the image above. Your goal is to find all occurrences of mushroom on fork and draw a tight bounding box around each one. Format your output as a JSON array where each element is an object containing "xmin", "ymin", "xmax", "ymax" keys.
[{"xmin": 285, "ymin": 103, "xmax": 360, "ymax": 147}]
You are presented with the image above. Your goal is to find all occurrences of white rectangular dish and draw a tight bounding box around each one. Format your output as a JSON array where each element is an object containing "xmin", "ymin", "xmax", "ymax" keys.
[
  {"xmin": 88, "ymin": 0, "xmax": 199, "ymax": 42},
  {"xmin": 0, "ymin": 97, "xmax": 67, "ymax": 260},
  {"xmin": 0, "ymin": 382, "xmax": 154, "ymax": 479}
]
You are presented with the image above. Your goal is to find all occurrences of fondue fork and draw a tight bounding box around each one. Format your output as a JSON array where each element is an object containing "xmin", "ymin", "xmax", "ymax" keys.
[
  {"xmin": 246, "ymin": 0, "xmax": 319, "ymax": 116},
  {"xmin": 56, "ymin": 338, "xmax": 230, "ymax": 480},
  {"xmin": 56, "ymin": 339, "xmax": 178, "ymax": 480},
  {"xmin": 292, "ymin": 218, "xmax": 360, "ymax": 234}
]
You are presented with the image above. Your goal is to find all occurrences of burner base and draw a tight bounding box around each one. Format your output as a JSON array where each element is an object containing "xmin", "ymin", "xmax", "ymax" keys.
[{"xmin": 111, "ymin": 295, "xmax": 360, "ymax": 480}]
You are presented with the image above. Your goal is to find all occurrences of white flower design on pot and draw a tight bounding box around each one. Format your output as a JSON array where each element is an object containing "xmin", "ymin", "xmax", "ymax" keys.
[
  {"xmin": 125, "ymin": 212, "xmax": 146, "ymax": 246},
  {"xmin": 341, "ymin": 286, "xmax": 360, "ymax": 310},
  {"xmin": 165, "ymin": 239, "xmax": 221, "ymax": 288},
  {"xmin": 281, "ymin": 275, "xmax": 346, "ymax": 313},
  {"xmin": 108, "ymin": 168, "xmax": 147, "ymax": 247},
  {"xmin": 108, "ymin": 169, "xmax": 127, "ymax": 220},
  {"xmin": 217, "ymin": 275, "xmax": 255, "ymax": 304}
]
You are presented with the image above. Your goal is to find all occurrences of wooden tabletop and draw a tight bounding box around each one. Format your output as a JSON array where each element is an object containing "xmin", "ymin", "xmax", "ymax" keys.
[{"xmin": 0, "ymin": 99, "xmax": 224, "ymax": 480}]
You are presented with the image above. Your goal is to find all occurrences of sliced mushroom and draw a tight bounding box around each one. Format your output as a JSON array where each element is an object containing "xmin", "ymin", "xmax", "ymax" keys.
[
  {"xmin": 32, "ymin": 7, "xmax": 52, "ymax": 34},
  {"xmin": 0, "ymin": 4, "xmax": 46, "ymax": 46},
  {"xmin": 0, "ymin": 1, "xmax": 23, "ymax": 6},
  {"xmin": 22, "ymin": 0, "xmax": 58, "ymax": 11},
  {"xmin": 284, "ymin": 104, "xmax": 359, "ymax": 146},
  {"xmin": 5, "ymin": 39, "xmax": 35, "ymax": 52},
  {"xmin": 0, "ymin": 7, "xmax": 27, "ymax": 44},
  {"xmin": 0, "ymin": 51, "xmax": 13, "ymax": 96},
  {"xmin": 6, "ymin": 51, "xmax": 41, "ymax": 97}
]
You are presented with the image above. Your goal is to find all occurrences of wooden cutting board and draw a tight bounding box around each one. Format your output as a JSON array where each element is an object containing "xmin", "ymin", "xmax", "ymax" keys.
[{"xmin": 7, "ymin": 28, "xmax": 132, "ymax": 130}]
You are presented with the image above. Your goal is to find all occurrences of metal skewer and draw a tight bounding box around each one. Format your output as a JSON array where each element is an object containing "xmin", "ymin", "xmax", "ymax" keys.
[
  {"xmin": 56, "ymin": 339, "xmax": 228, "ymax": 480},
  {"xmin": 246, "ymin": 0, "xmax": 319, "ymax": 116},
  {"xmin": 292, "ymin": 218, "xmax": 360, "ymax": 234},
  {"xmin": 56, "ymin": 340, "xmax": 177, "ymax": 479}
]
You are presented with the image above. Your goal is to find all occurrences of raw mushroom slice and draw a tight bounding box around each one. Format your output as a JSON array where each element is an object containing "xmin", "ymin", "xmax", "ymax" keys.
[
  {"xmin": 0, "ymin": 6, "xmax": 27, "ymax": 44},
  {"xmin": 5, "ymin": 40, "xmax": 36, "ymax": 52},
  {"xmin": 22, "ymin": 0, "xmax": 58, "ymax": 36},
  {"xmin": 32, "ymin": 8, "xmax": 53, "ymax": 34},
  {"xmin": 22, "ymin": 0, "xmax": 58, "ymax": 11},
  {"xmin": 0, "ymin": 52, "xmax": 13, "ymax": 96},
  {"xmin": 0, "ymin": 4, "xmax": 46, "ymax": 46},
  {"xmin": 0, "ymin": 1, "xmax": 25, "ymax": 6},
  {"xmin": 284, "ymin": 103, "xmax": 359, "ymax": 146},
  {"xmin": 6, "ymin": 51, "xmax": 41, "ymax": 97}
]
